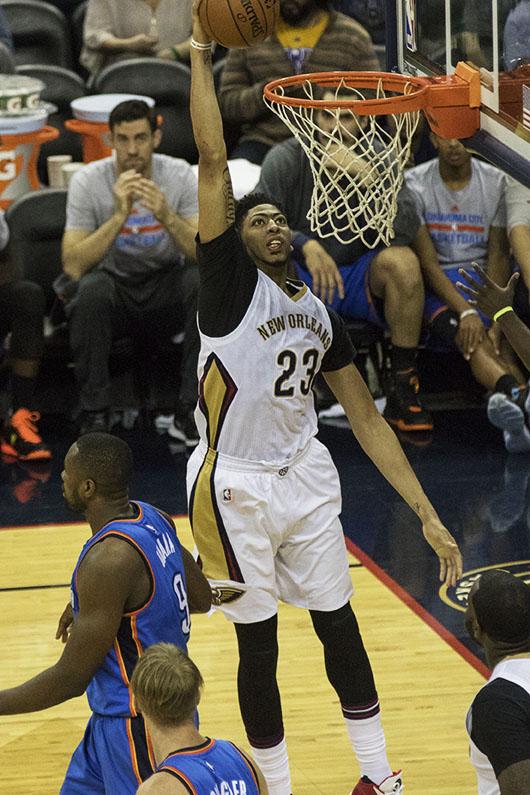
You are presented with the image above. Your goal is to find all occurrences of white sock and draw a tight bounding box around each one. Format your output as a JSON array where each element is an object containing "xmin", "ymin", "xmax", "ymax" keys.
[
  {"xmin": 249, "ymin": 738, "xmax": 292, "ymax": 795},
  {"xmin": 343, "ymin": 704, "xmax": 392, "ymax": 785}
]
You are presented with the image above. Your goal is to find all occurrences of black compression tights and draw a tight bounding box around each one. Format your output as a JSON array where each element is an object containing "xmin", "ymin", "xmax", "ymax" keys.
[{"xmin": 234, "ymin": 604, "xmax": 377, "ymax": 743}]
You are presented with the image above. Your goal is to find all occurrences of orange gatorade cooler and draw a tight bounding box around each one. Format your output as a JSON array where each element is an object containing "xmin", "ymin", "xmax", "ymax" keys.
[
  {"xmin": 66, "ymin": 94, "xmax": 155, "ymax": 163},
  {"xmin": 0, "ymin": 113, "xmax": 59, "ymax": 208}
]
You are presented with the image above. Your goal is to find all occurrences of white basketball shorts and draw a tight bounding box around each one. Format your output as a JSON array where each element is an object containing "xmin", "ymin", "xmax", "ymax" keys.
[{"xmin": 186, "ymin": 436, "xmax": 353, "ymax": 623}]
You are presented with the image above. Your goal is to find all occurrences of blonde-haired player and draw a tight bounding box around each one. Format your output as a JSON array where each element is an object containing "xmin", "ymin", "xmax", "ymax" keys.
[{"xmin": 132, "ymin": 643, "xmax": 268, "ymax": 794}]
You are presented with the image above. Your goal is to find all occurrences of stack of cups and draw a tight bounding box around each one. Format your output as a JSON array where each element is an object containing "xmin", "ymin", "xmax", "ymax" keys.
[
  {"xmin": 61, "ymin": 162, "xmax": 85, "ymax": 187},
  {"xmin": 47, "ymin": 154, "xmax": 72, "ymax": 188},
  {"xmin": 47, "ymin": 155, "xmax": 85, "ymax": 188}
]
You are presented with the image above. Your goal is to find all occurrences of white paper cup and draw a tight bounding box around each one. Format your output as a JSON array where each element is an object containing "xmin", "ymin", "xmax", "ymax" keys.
[
  {"xmin": 47, "ymin": 154, "xmax": 72, "ymax": 188},
  {"xmin": 61, "ymin": 161, "xmax": 85, "ymax": 187}
]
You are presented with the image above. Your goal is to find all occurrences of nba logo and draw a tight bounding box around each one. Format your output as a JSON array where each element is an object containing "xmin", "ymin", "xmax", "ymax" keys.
[
  {"xmin": 405, "ymin": 0, "xmax": 416, "ymax": 52},
  {"xmin": 222, "ymin": 488, "xmax": 232, "ymax": 502}
]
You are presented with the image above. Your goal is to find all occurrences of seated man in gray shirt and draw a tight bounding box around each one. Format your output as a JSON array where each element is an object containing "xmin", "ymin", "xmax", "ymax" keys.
[
  {"xmin": 62, "ymin": 100, "xmax": 199, "ymax": 442},
  {"xmin": 257, "ymin": 104, "xmax": 432, "ymax": 434}
]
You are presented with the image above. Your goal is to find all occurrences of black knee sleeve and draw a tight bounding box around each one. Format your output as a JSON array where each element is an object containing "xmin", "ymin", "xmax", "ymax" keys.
[
  {"xmin": 310, "ymin": 603, "xmax": 378, "ymax": 707},
  {"xmin": 234, "ymin": 616, "xmax": 284, "ymax": 744}
]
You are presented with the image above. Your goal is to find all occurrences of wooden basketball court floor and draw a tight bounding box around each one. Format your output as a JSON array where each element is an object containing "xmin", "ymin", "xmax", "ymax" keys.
[
  {"xmin": 0, "ymin": 516, "xmax": 482, "ymax": 794},
  {"xmin": 1, "ymin": 407, "xmax": 526, "ymax": 794}
]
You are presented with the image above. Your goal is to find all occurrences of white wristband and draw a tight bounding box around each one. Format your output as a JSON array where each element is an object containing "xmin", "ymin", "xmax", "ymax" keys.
[
  {"xmin": 191, "ymin": 38, "xmax": 213, "ymax": 50},
  {"xmin": 460, "ymin": 308, "xmax": 479, "ymax": 320}
]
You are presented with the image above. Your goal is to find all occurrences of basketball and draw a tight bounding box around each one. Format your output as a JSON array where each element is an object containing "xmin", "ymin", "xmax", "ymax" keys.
[{"xmin": 197, "ymin": 0, "xmax": 279, "ymax": 48}]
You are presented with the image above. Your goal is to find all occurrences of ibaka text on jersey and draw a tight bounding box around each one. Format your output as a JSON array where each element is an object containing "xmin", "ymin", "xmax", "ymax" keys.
[{"xmin": 256, "ymin": 313, "xmax": 331, "ymax": 349}]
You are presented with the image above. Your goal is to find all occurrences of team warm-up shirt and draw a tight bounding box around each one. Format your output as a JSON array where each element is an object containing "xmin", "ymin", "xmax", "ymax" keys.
[
  {"xmin": 65, "ymin": 154, "xmax": 198, "ymax": 281},
  {"xmin": 467, "ymin": 657, "xmax": 530, "ymax": 794},
  {"xmin": 71, "ymin": 500, "xmax": 191, "ymax": 717},
  {"xmin": 196, "ymin": 225, "xmax": 355, "ymax": 464},
  {"xmin": 156, "ymin": 738, "xmax": 260, "ymax": 794},
  {"xmin": 405, "ymin": 158, "xmax": 506, "ymax": 270}
]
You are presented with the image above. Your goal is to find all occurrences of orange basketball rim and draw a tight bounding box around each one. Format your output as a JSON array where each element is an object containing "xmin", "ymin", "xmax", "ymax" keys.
[
  {"xmin": 262, "ymin": 63, "xmax": 482, "ymax": 247},
  {"xmin": 264, "ymin": 61, "xmax": 481, "ymax": 140}
]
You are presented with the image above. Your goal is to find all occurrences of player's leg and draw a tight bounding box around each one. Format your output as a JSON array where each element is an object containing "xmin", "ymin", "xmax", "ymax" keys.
[
  {"xmin": 234, "ymin": 615, "xmax": 291, "ymax": 795},
  {"xmin": 62, "ymin": 714, "xmax": 154, "ymax": 794},
  {"xmin": 60, "ymin": 716, "xmax": 106, "ymax": 794},
  {"xmin": 274, "ymin": 439, "xmax": 402, "ymax": 794},
  {"xmin": 369, "ymin": 246, "xmax": 432, "ymax": 432},
  {"xmin": 187, "ymin": 447, "xmax": 292, "ymax": 795}
]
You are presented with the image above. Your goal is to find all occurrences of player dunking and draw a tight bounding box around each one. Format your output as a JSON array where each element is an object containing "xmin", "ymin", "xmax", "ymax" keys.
[
  {"xmin": 188, "ymin": 9, "xmax": 463, "ymax": 795},
  {"xmin": 132, "ymin": 643, "xmax": 269, "ymax": 794},
  {"xmin": 0, "ymin": 432, "xmax": 212, "ymax": 793}
]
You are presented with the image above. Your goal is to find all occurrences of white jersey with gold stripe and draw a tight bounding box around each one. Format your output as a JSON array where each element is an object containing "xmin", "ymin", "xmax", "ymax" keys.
[{"xmin": 195, "ymin": 270, "xmax": 333, "ymax": 465}]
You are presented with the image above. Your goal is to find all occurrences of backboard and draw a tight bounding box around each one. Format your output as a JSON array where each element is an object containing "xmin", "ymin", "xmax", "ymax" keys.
[{"xmin": 387, "ymin": 0, "xmax": 530, "ymax": 186}]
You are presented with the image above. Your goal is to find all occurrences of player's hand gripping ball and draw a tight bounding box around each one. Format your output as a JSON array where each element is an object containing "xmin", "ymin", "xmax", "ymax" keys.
[{"xmin": 197, "ymin": 0, "xmax": 279, "ymax": 48}]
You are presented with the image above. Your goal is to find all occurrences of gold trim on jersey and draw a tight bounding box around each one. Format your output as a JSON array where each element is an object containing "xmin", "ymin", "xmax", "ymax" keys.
[
  {"xmin": 285, "ymin": 280, "xmax": 308, "ymax": 302},
  {"xmin": 198, "ymin": 353, "xmax": 238, "ymax": 449},
  {"xmin": 189, "ymin": 447, "xmax": 244, "ymax": 583},
  {"xmin": 191, "ymin": 353, "xmax": 243, "ymax": 582}
]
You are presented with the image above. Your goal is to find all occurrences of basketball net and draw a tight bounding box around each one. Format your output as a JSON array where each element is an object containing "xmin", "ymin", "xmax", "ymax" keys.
[{"xmin": 264, "ymin": 77, "xmax": 421, "ymax": 247}]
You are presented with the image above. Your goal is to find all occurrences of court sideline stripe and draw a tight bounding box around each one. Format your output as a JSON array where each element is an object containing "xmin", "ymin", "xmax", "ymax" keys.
[
  {"xmin": 0, "ymin": 514, "xmax": 188, "ymax": 533},
  {"xmin": 344, "ymin": 536, "xmax": 489, "ymax": 679},
  {"xmin": 0, "ymin": 583, "xmax": 69, "ymax": 593}
]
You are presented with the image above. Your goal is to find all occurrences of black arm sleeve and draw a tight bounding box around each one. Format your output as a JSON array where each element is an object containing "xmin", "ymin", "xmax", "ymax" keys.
[
  {"xmin": 196, "ymin": 225, "xmax": 258, "ymax": 338},
  {"xmin": 470, "ymin": 679, "xmax": 530, "ymax": 778},
  {"xmin": 321, "ymin": 308, "xmax": 356, "ymax": 372}
]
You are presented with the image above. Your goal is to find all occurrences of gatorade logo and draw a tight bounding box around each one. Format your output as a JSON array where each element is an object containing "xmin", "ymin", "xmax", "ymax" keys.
[
  {"xmin": 439, "ymin": 560, "xmax": 530, "ymax": 612},
  {"xmin": 0, "ymin": 150, "xmax": 20, "ymax": 181}
]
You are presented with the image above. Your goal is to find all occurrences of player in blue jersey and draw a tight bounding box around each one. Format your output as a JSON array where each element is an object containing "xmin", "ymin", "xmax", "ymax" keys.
[
  {"xmin": 131, "ymin": 643, "xmax": 268, "ymax": 794},
  {"xmin": 0, "ymin": 432, "xmax": 212, "ymax": 793}
]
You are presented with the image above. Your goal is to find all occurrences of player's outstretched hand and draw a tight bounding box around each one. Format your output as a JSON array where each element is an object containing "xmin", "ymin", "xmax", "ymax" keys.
[
  {"xmin": 422, "ymin": 518, "xmax": 463, "ymax": 587},
  {"xmin": 55, "ymin": 602, "xmax": 74, "ymax": 644},
  {"xmin": 457, "ymin": 262, "xmax": 519, "ymax": 320}
]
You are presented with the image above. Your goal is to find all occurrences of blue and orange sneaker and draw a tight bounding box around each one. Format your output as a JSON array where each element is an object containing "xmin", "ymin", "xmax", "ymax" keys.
[{"xmin": 1, "ymin": 408, "xmax": 51, "ymax": 461}]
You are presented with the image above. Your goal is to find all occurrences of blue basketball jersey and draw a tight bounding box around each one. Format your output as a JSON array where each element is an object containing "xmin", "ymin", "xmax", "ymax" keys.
[
  {"xmin": 157, "ymin": 738, "xmax": 260, "ymax": 794},
  {"xmin": 71, "ymin": 501, "xmax": 191, "ymax": 717}
]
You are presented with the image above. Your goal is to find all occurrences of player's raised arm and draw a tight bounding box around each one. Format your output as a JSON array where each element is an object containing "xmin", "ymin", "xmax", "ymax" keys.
[
  {"xmin": 324, "ymin": 362, "xmax": 463, "ymax": 587},
  {"xmin": 190, "ymin": 1, "xmax": 235, "ymax": 243}
]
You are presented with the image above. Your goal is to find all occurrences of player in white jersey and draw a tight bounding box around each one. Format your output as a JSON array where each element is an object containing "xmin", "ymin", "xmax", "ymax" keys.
[
  {"xmin": 465, "ymin": 570, "xmax": 530, "ymax": 794},
  {"xmin": 188, "ymin": 7, "xmax": 462, "ymax": 795}
]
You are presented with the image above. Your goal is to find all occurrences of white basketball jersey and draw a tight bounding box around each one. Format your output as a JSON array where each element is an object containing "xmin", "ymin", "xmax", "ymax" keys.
[
  {"xmin": 467, "ymin": 658, "xmax": 530, "ymax": 795},
  {"xmin": 195, "ymin": 270, "xmax": 334, "ymax": 465}
]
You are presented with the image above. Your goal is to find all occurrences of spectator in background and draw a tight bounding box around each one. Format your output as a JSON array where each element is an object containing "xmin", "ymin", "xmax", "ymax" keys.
[
  {"xmin": 0, "ymin": 5, "xmax": 14, "ymax": 55},
  {"xmin": 61, "ymin": 100, "xmax": 200, "ymax": 442},
  {"xmin": 219, "ymin": 0, "xmax": 379, "ymax": 164},
  {"xmin": 503, "ymin": 0, "xmax": 530, "ymax": 70},
  {"xmin": 0, "ymin": 213, "xmax": 50, "ymax": 461},
  {"xmin": 406, "ymin": 135, "xmax": 530, "ymax": 452},
  {"xmin": 332, "ymin": 0, "xmax": 385, "ymax": 45},
  {"xmin": 131, "ymin": 644, "xmax": 268, "ymax": 794},
  {"xmin": 465, "ymin": 570, "xmax": 530, "ymax": 794},
  {"xmin": 257, "ymin": 102, "xmax": 432, "ymax": 433},
  {"xmin": 81, "ymin": 0, "xmax": 192, "ymax": 77}
]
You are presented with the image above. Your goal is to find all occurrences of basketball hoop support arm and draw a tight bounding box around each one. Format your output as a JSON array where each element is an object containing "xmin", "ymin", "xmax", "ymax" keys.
[{"xmin": 424, "ymin": 62, "xmax": 481, "ymax": 139}]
